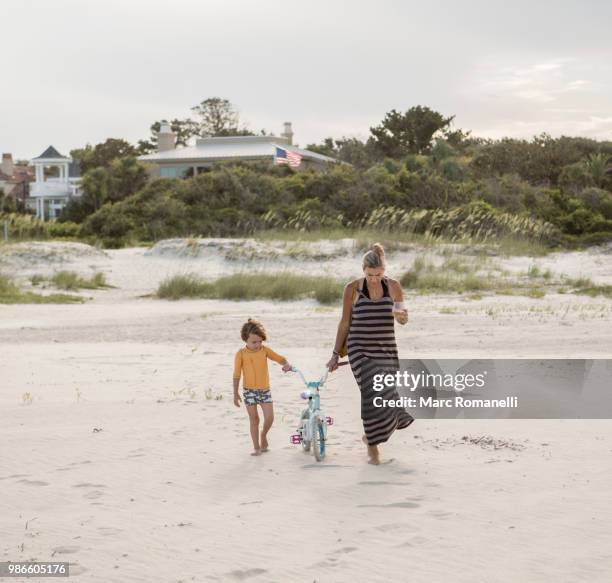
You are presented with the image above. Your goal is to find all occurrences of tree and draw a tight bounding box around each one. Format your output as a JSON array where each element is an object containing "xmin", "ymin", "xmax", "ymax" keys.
[
  {"xmin": 107, "ymin": 157, "xmax": 149, "ymax": 203},
  {"xmin": 80, "ymin": 167, "xmax": 112, "ymax": 212},
  {"xmin": 71, "ymin": 138, "xmax": 138, "ymax": 173},
  {"xmin": 305, "ymin": 137, "xmax": 381, "ymax": 168},
  {"xmin": 305, "ymin": 137, "xmax": 337, "ymax": 157},
  {"xmin": 191, "ymin": 97, "xmax": 254, "ymax": 137},
  {"xmin": 582, "ymin": 153, "xmax": 612, "ymax": 189},
  {"xmin": 370, "ymin": 106, "xmax": 455, "ymax": 157},
  {"xmin": 137, "ymin": 118, "xmax": 200, "ymax": 154},
  {"xmin": 76, "ymin": 157, "xmax": 148, "ymax": 215}
]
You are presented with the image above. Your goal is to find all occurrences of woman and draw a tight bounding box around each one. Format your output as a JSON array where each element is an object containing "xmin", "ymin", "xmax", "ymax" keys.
[{"xmin": 326, "ymin": 243, "xmax": 414, "ymax": 464}]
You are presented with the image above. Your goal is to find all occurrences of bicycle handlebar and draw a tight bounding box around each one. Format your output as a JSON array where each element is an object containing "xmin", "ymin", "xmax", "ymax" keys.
[{"xmin": 290, "ymin": 361, "xmax": 348, "ymax": 389}]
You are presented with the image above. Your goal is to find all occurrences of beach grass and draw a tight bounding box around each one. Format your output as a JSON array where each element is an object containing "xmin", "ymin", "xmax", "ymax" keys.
[
  {"xmin": 50, "ymin": 271, "xmax": 113, "ymax": 291},
  {"xmin": 157, "ymin": 272, "xmax": 345, "ymax": 304},
  {"xmin": 0, "ymin": 274, "xmax": 84, "ymax": 304},
  {"xmin": 252, "ymin": 228, "xmax": 554, "ymax": 257},
  {"xmin": 571, "ymin": 284, "xmax": 612, "ymax": 299}
]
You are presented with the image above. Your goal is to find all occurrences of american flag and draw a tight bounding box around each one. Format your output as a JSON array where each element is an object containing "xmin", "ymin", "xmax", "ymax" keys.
[{"xmin": 275, "ymin": 146, "xmax": 302, "ymax": 168}]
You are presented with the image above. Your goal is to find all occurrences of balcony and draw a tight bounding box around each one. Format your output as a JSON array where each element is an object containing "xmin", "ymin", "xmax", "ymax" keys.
[{"xmin": 30, "ymin": 178, "xmax": 81, "ymax": 198}]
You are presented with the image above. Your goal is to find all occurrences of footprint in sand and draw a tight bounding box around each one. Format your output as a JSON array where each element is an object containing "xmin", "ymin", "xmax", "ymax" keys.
[
  {"xmin": 83, "ymin": 490, "xmax": 105, "ymax": 500},
  {"xmin": 51, "ymin": 545, "xmax": 80, "ymax": 555},
  {"xmin": 17, "ymin": 479, "xmax": 49, "ymax": 486},
  {"xmin": 68, "ymin": 564, "xmax": 87, "ymax": 576},
  {"xmin": 429, "ymin": 510, "xmax": 452, "ymax": 519},
  {"xmin": 373, "ymin": 523, "xmax": 408, "ymax": 533},
  {"xmin": 72, "ymin": 483, "xmax": 106, "ymax": 488},
  {"xmin": 358, "ymin": 480, "xmax": 411, "ymax": 486},
  {"xmin": 330, "ymin": 546, "xmax": 358, "ymax": 555},
  {"xmin": 357, "ymin": 501, "xmax": 420, "ymax": 509},
  {"xmin": 97, "ymin": 527, "xmax": 123, "ymax": 536},
  {"xmin": 226, "ymin": 568, "xmax": 268, "ymax": 580},
  {"xmin": 395, "ymin": 535, "xmax": 428, "ymax": 548}
]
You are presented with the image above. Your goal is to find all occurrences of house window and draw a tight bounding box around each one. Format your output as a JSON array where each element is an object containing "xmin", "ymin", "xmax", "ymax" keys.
[{"xmin": 160, "ymin": 166, "xmax": 189, "ymax": 178}]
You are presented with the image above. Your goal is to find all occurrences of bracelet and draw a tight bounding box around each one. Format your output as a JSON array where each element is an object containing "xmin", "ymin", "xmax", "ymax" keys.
[{"xmin": 332, "ymin": 350, "xmax": 340, "ymax": 357}]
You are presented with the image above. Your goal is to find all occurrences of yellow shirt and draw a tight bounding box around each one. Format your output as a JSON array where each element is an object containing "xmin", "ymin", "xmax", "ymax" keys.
[{"xmin": 233, "ymin": 345, "xmax": 286, "ymax": 390}]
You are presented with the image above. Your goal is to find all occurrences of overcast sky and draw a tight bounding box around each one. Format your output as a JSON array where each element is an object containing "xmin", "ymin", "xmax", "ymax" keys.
[{"xmin": 2, "ymin": 0, "xmax": 612, "ymax": 159}]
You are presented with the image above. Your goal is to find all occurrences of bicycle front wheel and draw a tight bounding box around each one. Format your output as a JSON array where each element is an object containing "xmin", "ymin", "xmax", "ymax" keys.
[{"xmin": 312, "ymin": 418, "xmax": 326, "ymax": 462}]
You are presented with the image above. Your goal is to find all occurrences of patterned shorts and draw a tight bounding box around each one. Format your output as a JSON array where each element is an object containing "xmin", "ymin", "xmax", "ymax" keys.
[{"xmin": 243, "ymin": 389, "xmax": 273, "ymax": 406}]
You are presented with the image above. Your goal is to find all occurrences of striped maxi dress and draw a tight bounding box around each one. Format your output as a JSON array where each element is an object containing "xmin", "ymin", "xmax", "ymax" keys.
[{"xmin": 347, "ymin": 277, "xmax": 414, "ymax": 446}]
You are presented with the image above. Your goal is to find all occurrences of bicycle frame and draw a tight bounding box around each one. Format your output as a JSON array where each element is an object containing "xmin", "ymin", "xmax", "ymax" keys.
[{"xmin": 289, "ymin": 365, "xmax": 342, "ymax": 460}]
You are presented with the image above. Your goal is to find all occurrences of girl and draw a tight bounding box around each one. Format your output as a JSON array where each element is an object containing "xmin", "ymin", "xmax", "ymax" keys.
[{"xmin": 233, "ymin": 318, "xmax": 292, "ymax": 456}]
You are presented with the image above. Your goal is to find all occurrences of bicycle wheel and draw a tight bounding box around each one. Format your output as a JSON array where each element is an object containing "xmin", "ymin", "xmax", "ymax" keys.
[
  {"xmin": 300, "ymin": 422, "xmax": 311, "ymax": 452},
  {"xmin": 312, "ymin": 418, "xmax": 326, "ymax": 461}
]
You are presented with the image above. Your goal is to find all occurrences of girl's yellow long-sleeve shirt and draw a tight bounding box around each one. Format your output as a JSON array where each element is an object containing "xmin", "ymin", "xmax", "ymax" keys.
[{"xmin": 233, "ymin": 345, "xmax": 286, "ymax": 390}]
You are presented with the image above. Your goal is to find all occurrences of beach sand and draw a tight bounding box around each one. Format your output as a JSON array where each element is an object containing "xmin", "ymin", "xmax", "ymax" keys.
[{"xmin": 1, "ymin": 240, "xmax": 612, "ymax": 582}]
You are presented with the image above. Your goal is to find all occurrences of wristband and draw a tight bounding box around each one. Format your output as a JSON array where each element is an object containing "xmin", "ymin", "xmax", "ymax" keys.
[{"xmin": 332, "ymin": 350, "xmax": 340, "ymax": 357}]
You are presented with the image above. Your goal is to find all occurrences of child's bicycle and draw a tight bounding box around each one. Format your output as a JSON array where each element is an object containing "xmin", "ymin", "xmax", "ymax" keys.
[{"xmin": 289, "ymin": 362, "xmax": 347, "ymax": 462}]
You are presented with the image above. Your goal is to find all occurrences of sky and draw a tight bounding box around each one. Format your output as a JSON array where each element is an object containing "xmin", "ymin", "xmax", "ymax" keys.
[{"xmin": 2, "ymin": 0, "xmax": 612, "ymax": 160}]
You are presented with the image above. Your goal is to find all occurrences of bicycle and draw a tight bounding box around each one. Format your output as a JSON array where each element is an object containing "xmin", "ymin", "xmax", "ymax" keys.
[{"xmin": 289, "ymin": 362, "xmax": 347, "ymax": 462}]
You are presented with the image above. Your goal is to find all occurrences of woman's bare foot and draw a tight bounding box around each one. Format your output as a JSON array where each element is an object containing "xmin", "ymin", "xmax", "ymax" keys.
[
  {"xmin": 260, "ymin": 435, "xmax": 269, "ymax": 452},
  {"xmin": 250, "ymin": 448, "xmax": 262, "ymax": 456},
  {"xmin": 366, "ymin": 444, "xmax": 380, "ymax": 465}
]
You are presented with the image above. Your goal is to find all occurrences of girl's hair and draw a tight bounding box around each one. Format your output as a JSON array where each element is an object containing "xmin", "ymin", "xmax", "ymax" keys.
[
  {"xmin": 241, "ymin": 318, "xmax": 267, "ymax": 342},
  {"xmin": 362, "ymin": 242, "xmax": 385, "ymax": 270}
]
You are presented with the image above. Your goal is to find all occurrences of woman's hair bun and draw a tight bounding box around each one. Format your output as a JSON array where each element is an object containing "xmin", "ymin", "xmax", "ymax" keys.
[{"xmin": 371, "ymin": 242, "xmax": 385, "ymax": 257}]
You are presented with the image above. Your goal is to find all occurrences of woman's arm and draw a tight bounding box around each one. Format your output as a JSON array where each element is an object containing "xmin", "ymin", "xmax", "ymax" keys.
[
  {"xmin": 326, "ymin": 280, "xmax": 357, "ymax": 371},
  {"xmin": 388, "ymin": 278, "xmax": 409, "ymax": 325}
]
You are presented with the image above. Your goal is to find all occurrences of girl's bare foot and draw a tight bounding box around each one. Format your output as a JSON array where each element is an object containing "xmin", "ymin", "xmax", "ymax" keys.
[
  {"xmin": 260, "ymin": 435, "xmax": 269, "ymax": 452},
  {"xmin": 250, "ymin": 449, "xmax": 262, "ymax": 456}
]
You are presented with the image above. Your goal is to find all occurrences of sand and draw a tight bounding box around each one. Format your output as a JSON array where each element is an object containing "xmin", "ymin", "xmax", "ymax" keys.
[{"xmin": 1, "ymin": 239, "xmax": 612, "ymax": 582}]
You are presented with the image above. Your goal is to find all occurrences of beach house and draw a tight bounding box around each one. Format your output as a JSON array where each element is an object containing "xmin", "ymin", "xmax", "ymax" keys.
[
  {"xmin": 27, "ymin": 146, "xmax": 82, "ymax": 220},
  {"xmin": 138, "ymin": 122, "xmax": 337, "ymax": 178},
  {"xmin": 0, "ymin": 153, "xmax": 35, "ymax": 206}
]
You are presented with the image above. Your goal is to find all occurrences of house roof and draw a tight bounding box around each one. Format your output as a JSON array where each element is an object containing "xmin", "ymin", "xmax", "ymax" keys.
[
  {"xmin": 0, "ymin": 166, "xmax": 35, "ymax": 183},
  {"xmin": 138, "ymin": 135, "xmax": 338, "ymax": 164},
  {"xmin": 32, "ymin": 145, "xmax": 70, "ymax": 160}
]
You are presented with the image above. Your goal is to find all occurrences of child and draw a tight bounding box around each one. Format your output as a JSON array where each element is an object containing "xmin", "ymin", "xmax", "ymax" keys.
[{"xmin": 233, "ymin": 318, "xmax": 292, "ymax": 456}]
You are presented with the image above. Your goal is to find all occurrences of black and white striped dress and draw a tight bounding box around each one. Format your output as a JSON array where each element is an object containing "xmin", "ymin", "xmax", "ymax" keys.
[{"xmin": 347, "ymin": 277, "xmax": 414, "ymax": 446}]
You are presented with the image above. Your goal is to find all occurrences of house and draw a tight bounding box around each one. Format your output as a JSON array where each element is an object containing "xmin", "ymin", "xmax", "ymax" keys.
[
  {"xmin": 27, "ymin": 146, "xmax": 82, "ymax": 221},
  {"xmin": 138, "ymin": 122, "xmax": 338, "ymax": 177},
  {"xmin": 0, "ymin": 153, "xmax": 35, "ymax": 206}
]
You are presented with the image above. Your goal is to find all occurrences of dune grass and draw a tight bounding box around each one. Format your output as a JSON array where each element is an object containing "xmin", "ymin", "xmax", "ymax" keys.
[
  {"xmin": 157, "ymin": 273, "xmax": 344, "ymax": 304},
  {"xmin": 254, "ymin": 228, "xmax": 553, "ymax": 257},
  {"xmin": 0, "ymin": 274, "xmax": 84, "ymax": 304},
  {"xmin": 50, "ymin": 271, "xmax": 112, "ymax": 291},
  {"xmin": 572, "ymin": 284, "xmax": 612, "ymax": 299},
  {"xmin": 400, "ymin": 256, "xmax": 497, "ymax": 294}
]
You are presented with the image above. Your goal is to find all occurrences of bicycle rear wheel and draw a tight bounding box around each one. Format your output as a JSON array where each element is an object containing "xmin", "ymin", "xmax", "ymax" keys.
[{"xmin": 312, "ymin": 418, "xmax": 326, "ymax": 461}]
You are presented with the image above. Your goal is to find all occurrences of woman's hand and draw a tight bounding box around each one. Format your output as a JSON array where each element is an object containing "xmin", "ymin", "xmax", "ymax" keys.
[
  {"xmin": 394, "ymin": 310, "xmax": 409, "ymax": 325},
  {"xmin": 326, "ymin": 353, "xmax": 340, "ymax": 372}
]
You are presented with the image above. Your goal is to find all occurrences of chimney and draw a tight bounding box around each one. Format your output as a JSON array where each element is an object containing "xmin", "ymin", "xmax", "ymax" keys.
[
  {"xmin": 1, "ymin": 153, "xmax": 14, "ymax": 177},
  {"xmin": 157, "ymin": 122, "xmax": 176, "ymax": 152},
  {"xmin": 281, "ymin": 122, "xmax": 294, "ymax": 145}
]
